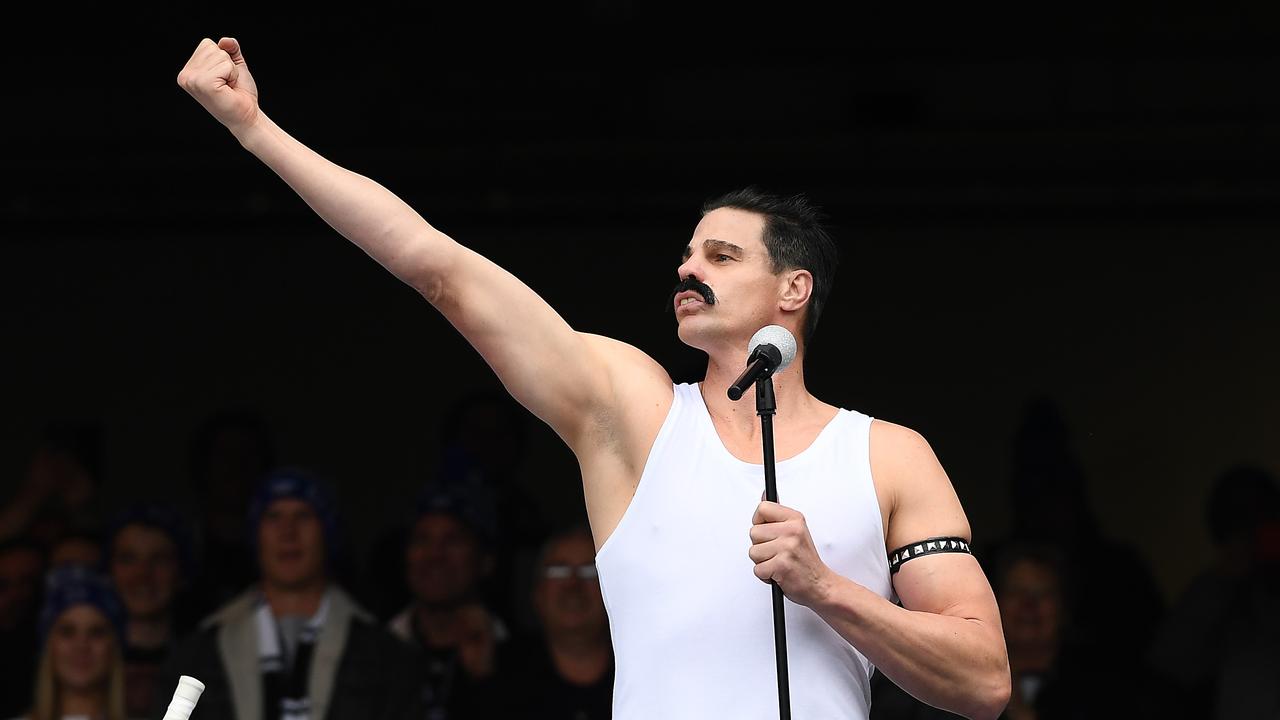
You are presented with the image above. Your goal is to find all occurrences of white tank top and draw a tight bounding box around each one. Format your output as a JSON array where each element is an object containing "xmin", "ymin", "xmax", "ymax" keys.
[{"xmin": 596, "ymin": 383, "xmax": 893, "ymax": 720}]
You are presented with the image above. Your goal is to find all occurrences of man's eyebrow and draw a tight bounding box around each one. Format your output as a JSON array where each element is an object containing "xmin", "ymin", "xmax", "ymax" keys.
[
  {"xmin": 703, "ymin": 238, "xmax": 746, "ymax": 255},
  {"xmin": 681, "ymin": 238, "xmax": 747, "ymax": 261}
]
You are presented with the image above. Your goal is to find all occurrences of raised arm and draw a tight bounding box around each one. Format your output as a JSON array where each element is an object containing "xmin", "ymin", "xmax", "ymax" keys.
[{"xmin": 176, "ymin": 38, "xmax": 665, "ymax": 449}]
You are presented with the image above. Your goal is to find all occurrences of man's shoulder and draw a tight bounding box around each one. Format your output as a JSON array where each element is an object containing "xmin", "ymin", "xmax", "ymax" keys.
[
  {"xmin": 197, "ymin": 587, "xmax": 259, "ymax": 630},
  {"xmin": 580, "ymin": 333, "xmax": 673, "ymax": 394},
  {"xmin": 869, "ymin": 419, "xmax": 937, "ymax": 467}
]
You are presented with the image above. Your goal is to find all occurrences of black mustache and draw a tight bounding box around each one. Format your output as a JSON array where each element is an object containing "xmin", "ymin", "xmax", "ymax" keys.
[{"xmin": 668, "ymin": 276, "xmax": 717, "ymax": 311}]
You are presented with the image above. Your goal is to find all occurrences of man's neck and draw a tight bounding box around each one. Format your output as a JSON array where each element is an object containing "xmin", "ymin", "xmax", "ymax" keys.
[
  {"xmin": 127, "ymin": 614, "xmax": 173, "ymax": 649},
  {"xmin": 701, "ymin": 345, "xmax": 816, "ymax": 435},
  {"xmin": 262, "ymin": 578, "xmax": 327, "ymax": 617}
]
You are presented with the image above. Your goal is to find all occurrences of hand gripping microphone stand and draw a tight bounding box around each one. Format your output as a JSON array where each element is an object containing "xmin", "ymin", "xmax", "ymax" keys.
[{"xmin": 729, "ymin": 325, "xmax": 798, "ymax": 720}]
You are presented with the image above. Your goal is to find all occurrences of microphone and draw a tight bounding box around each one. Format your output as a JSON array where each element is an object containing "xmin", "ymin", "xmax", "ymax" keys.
[
  {"xmin": 728, "ymin": 325, "xmax": 797, "ymax": 400},
  {"xmin": 161, "ymin": 675, "xmax": 206, "ymax": 720}
]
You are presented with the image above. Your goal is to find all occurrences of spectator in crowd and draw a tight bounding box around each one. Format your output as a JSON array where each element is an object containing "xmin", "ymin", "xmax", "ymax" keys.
[
  {"xmin": 389, "ymin": 483, "xmax": 509, "ymax": 719},
  {"xmin": 0, "ymin": 538, "xmax": 47, "ymax": 718},
  {"xmin": 106, "ymin": 504, "xmax": 195, "ymax": 718},
  {"xmin": 360, "ymin": 392, "xmax": 545, "ymax": 626},
  {"xmin": 185, "ymin": 408, "xmax": 275, "ymax": 617},
  {"xmin": 18, "ymin": 565, "xmax": 129, "ymax": 720},
  {"xmin": 438, "ymin": 392, "xmax": 548, "ymax": 631},
  {"xmin": 989, "ymin": 542, "xmax": 1141, "ymax": 719},
  {"xmin": 1147, "ymin": 464, "xmax": 1280, "ymax": 719},
  {"xmin": 986, "ymin": 397, "xmax": 1165, "ymax": 666},
  {"xmin": 155, "ymin": 468, "xmax": 421, "ymax": 720},
  {"xmin": 0, "ymin": 421, "xmax": 104, "ymax": 547},
  {"xmin": 504, "ymin": 523, "xmax": 613, "ymax": 719}
]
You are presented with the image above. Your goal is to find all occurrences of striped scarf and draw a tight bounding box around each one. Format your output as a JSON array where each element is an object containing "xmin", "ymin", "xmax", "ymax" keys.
[{"xmin": 255, "ymin": 592, "xmax": 330, "ymax": 720}]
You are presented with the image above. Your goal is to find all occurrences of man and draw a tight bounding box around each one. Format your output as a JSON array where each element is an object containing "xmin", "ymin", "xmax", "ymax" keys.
[
  {"xmin": 177, "ymin": 38, "xmax": 1010, "ymax": 719},
  {"xmin": 155, "ymin": 469, "xmax": 421, "ymax": 720},
  {"xmin": 388, "ymin": 484, "xmax": 509, "ymax": 719},
  {"xmin": 107, "ymin": 503, "xmax": 195, "ymax": 717},
  {"xmin": 504, "ymin": 523, "xmax": 614, "ymax": 719}
]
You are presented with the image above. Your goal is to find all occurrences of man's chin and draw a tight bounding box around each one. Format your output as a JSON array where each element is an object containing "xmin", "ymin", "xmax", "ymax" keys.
[
  {"xmin": 676, "ymin": 318, "xmax": 709, "ymax": 348},
  {"xmin": 678, "ymin": 318, "xmax": 733, "ymax": 354}
]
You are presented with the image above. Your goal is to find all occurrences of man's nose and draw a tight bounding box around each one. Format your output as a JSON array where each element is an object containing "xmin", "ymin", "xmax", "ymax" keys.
[{"xmin": 676, "ymin": 255, "xmax": 702, "ymax": 282}]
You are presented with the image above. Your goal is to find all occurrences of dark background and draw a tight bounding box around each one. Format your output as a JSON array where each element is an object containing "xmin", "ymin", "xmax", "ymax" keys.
[{"xmin": 4, "ymin": 5, "xmax": 1279, "ymax": 603}]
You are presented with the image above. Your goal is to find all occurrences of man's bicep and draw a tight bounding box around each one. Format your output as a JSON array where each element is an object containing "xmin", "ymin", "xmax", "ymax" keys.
[
  {"xmin": 872, "ymin": 419, "xmax": 999, "ymax": 621},
  {"xmin": 873, "ymin": 420, "xmax": 972, "ymax": 553},
  {"xmin": 429, "ymin": 243, "xmax": 624, "ymax": 443},
  {"xmin": 892, "ymin": 552, "xmax": 1000, "ymax": 623}
]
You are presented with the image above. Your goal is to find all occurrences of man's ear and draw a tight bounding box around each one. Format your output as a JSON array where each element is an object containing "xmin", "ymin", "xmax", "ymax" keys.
[{"xmin": 779, "ymin": 269, "xmax": 813, "ymax": 312}]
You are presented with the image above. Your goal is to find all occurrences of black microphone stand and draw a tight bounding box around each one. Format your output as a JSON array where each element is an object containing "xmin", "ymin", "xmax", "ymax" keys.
[{"xmin": 756, "ymin": 376, "xmax": 791, "ymax": 720}]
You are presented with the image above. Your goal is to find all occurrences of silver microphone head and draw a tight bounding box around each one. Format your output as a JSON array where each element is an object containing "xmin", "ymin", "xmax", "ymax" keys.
[{"xmin": 748, "ymin": 325, "xmax": 797, "ymax": 372}]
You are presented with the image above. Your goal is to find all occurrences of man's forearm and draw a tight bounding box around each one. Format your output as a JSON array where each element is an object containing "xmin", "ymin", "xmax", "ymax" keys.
[
  {"xmin": 231, "ymin": 113, "xmax": 451, "ymax": 293},
  {"xmin": 811, "ymin": 574, "xmax": 1009, "ymax": 720}
]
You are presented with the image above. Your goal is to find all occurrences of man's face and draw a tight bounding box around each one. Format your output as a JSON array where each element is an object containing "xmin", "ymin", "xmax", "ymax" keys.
[
  {"xmin": 997, "ymin": 559, "xmax": 1062, "ymax": 652},
  {"xmin": 533, "ymin": 533, "xmax": 607, "ymax": 638},
  {"xmin": 406, "ymin": 514, "xmax": 488, "ymax": 608},
  {"xmin": 674, "ymin": 207, "xmax": 782, "ymax": 353},
  {"xmin": 0, "ymin": 547, "xmax": 45, "ymax": 630},
  {"xmin": 110, "ymin": 524, "xmax": 180, "ymax": 621},
  {"xmin": 48, "ymin": 605, "xmax": 116, "ymax": 693},
  {"xmin": 257, "ymin": 499, "xmax": 326, "ymax": 590}
]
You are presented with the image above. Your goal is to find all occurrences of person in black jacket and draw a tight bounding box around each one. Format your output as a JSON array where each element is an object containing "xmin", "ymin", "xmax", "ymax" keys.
[
  {"xmin": 503, "ymin": 523, "xmax": 613, "ymax": 719},
  {"xmin": 152, "ymin": 468, "xmax": 422, "ymax": 720}
]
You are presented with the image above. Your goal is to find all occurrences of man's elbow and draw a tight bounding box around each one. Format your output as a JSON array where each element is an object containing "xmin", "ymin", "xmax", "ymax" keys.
[{"xmin": 968, "ymin": 666, "xmax": 1011, "ymax": 720}]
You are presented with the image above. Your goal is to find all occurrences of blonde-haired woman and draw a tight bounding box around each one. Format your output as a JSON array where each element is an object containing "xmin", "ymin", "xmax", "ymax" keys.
[{"xmin": 17, "ymin": 565, "xmax": 130, "ymax": 720}]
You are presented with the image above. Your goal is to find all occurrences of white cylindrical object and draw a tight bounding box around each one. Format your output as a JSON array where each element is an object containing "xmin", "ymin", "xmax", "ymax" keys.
[{"xmin": 161, "ymin": 675, "xmax": 206, "ymax": 720}]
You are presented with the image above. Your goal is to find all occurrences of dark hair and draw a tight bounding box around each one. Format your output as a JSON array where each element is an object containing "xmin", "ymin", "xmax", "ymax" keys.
[
  {"xmin": 533, "ymin": 521, "xmax": 595, "ymax": 574},
  {"xmin": 701, "ymin": 187, "xmax": 840, "ymax": 343},
  {"xmin": 107, "ymin": 502, "xmax": 196, "ymax": 578}
]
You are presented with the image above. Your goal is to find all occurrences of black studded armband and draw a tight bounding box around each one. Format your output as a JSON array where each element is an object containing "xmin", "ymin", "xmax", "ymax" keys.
[{"xmin": 888, "ymin": 537, "xmax": 972, "ymax": 575}]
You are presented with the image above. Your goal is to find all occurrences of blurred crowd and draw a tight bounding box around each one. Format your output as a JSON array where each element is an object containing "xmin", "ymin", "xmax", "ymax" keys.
[{"xmin": 2, "ymin": 396, "xmax": 1277, "ymax": 720}]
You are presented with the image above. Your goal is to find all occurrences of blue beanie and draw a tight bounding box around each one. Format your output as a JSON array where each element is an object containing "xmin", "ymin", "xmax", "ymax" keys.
[
  {"xmin": 38, "ymin": 565, "xmax": 127, "ymax": 648},
  {"xmin": 247, "ymin": 467, "xmax": 339, "ymax": 560}
]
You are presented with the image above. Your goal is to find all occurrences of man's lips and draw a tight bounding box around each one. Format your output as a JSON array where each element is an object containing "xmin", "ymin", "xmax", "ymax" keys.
[{"xmin": 674, "ymin": 290, "xmax": 708, "ymax": 313}]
